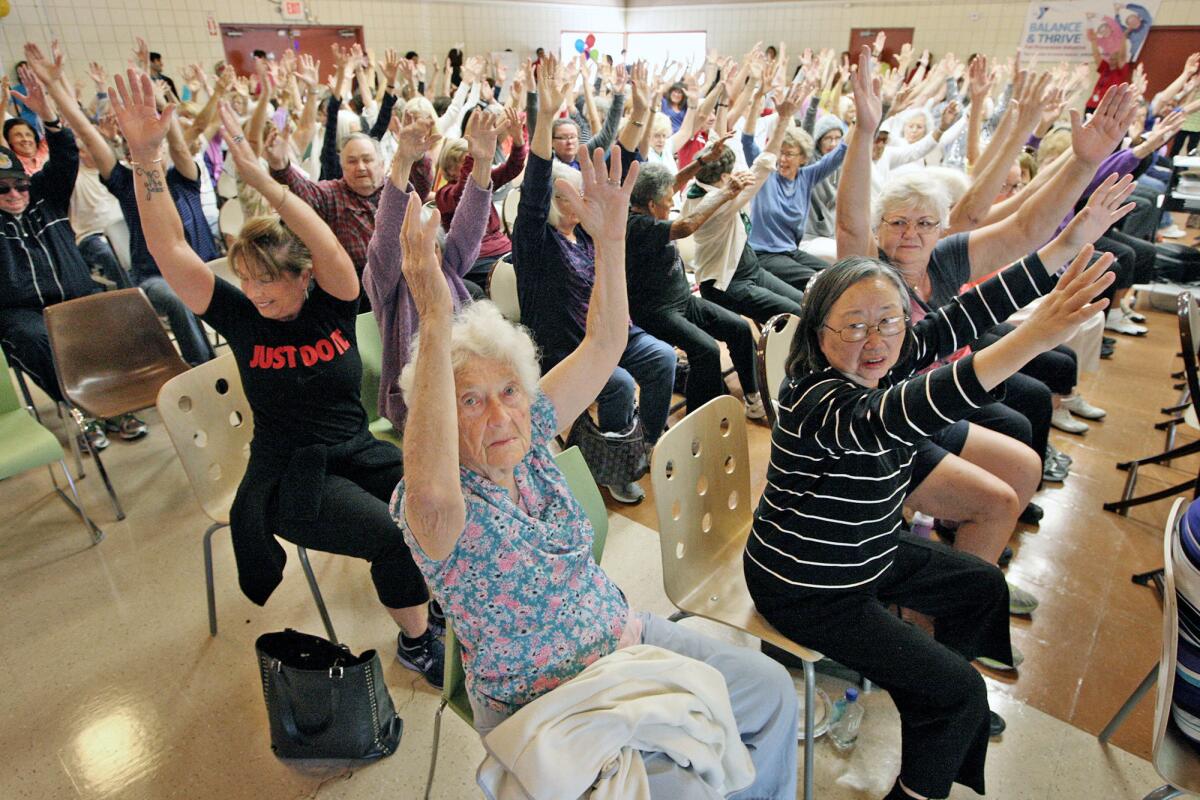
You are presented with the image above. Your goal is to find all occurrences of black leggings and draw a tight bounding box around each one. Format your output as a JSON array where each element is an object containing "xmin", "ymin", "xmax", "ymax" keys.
[
  {"xmin": 635, "ymin": 295, "xmax": 759, "ymax": 410},
  {"xmin": 976, "ymin": 323, "xmax": 1077, "ymax": 396},
  {"xmin": 1171, "ymin": 129, "xmax": 1200, "ymax": 157},
  {"xmin": 1095, "ymin": 231, "xmax": 1155, "ymax": 301},
  {"xmin": 699, "ymin": 262, "xmax": 804, "ymax": 327},
  {"xmin": 749, "ymin": 534, "xmax": 1010, "ymax": 798},
  {"xmin": 754, "ymin": 248, "xmax": 827, "ymax": 292},
  {"xmin": 268, "ymin": 460, "xmax": 427, "ymax": 609}
]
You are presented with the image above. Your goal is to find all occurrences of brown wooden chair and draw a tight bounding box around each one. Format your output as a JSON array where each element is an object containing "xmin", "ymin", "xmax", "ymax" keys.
[
  {"xmin": 755, "ymin": 312, "xmax": 800, "ymax": 429},
  {"xmin": 1105, "ymin": 293, "xmax": 1200, "ymax": 515},
  {"xmin": 650, "ymin": 395, "xmax": 822, "ymax": 800},
  {"xmin": 44, "ymin": 288, "xmax": 190, "ymax": 520}
]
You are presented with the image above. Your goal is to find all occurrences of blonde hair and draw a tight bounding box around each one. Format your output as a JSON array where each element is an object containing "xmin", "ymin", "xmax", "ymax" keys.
[
  {"xmin": 651, "ymin": 112, "xmax": 672, "ymax": 137},
  {"xmin": 438, "ymin": 138, "xmax": 468, "ymax": 180},
  {"xmin": 404, "ymin": 96, "xmax": 436, "ymax": 121},
  {"xmin": 228, "ymin": 217, "xmax": 313, "ymax": 281},
  {"xmin": 1038, "ymin": 128, "xmax": 1071, "ymax": 166}
]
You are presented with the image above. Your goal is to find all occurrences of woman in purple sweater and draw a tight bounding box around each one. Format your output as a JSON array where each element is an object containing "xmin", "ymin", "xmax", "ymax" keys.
[{"xmin": 363, "ymin": 109, "xmax": 500, "ymax": 431}]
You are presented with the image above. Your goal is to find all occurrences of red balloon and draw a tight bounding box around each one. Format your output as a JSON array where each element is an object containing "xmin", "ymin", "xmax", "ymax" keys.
[{"xmin": 585, "ymin": 34, "xmax": 596, "ymax": 48}]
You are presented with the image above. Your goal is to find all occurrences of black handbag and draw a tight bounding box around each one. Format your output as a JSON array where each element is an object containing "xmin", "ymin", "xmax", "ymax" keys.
[
  {"xmin": 566, "ymin": 410, "xmax": 650, "ymax": 487},
  {"xmin": 255, "ymin": 629, "xmax": 403, "ymax": 761}
]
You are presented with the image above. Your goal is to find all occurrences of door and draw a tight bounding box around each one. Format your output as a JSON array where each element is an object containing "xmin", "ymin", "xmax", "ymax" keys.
[
  {"xmin": 1138, "ymin": 26, "xmax": 1200, "ymax": 99},
  {"xmin": 220, "ymin": 24, "xmax": 363, "ymax": 84},
  {"xmin": 848, "ymin": 28, "xmax": 915, "ymax": 72}
]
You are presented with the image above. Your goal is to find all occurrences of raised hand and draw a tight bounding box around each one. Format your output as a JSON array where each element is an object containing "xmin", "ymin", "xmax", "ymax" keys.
[
  {"xmin": 939, "ymin": 100, "xmax": 961, "ymax": 132},
  {"xmin": 1025, "ymin": 245, "xmax": 1116, "ymax": 350},
  {"xmin": 217, "ymin": 100, "xmax": 270, "ymax": 187},
  {"xmin": 502, "ymin": 106, "xmax": 524, "ymax": 143},
  {"xmin": 88, "ymin": 61, "xmax": 108, "ymax": 88},
  {"xmin": 23, "ymin": 41, "xmax": 64, "ymax": 87},
  {"xmin": 464, "ymin": 108, "xmax": 504, "ymax": 163},
  {"xmin": 389, "ymin": 110, "xmax": 441, "ymax": 163},
  {"xmin": 553, "ymin": 145, "xmax": 639, "ymax": 244},
  {"xmin": 381, "ymin": 48, "xmax": 402, "ymax": 86},
  {"xmin": 132, "ymin": 36, "xmax": 150, "ymax": 70},
  {"xmin": 262, "ymin": 119, "xmax": 292, "ymax": 171},
  {"xmin": 109, "ymin": 69, "xmax": 173, "ymax": 161},
  {"xmin": 850, "ymin": 46, "xmax": 882, "ymax": 134},
  {"xmin": 775, "ymin": 80, "xmax": 806, "ymax": 120},
  {"xmin": 629, "ymin": 60, "xmax": 651, "ymax": 118},
  {"xmin": 13, "ymin": 66, "xmax": 54, "ymax": 121},
  {"xmin": 967, "ymin": 54, "xmax": 992, "ymax": 102},
  {"xmin": 1070, "ymin": 82, "xmax": 1135, "ymax": 164},
  {"xmin": 536, "ymin": 53, "xmax": 571, "ymax": 116},
  {"xmin": 296, "ymin": 53, "xmax": 320, "ymax": 89},
  {"xmin": 1061, "ymin": 173, "xmax": 1137, "ymax": 248},
  {"xmin": 727, "ymin": 169, "xmax": 756, "ymax": 193},
  {"xmin": 613, "ymin": 62, "xmax": 627, "ymax": 93},
  {"xmin": 399, "ymin": 192, "xmax": 452, "ymax": 318}
]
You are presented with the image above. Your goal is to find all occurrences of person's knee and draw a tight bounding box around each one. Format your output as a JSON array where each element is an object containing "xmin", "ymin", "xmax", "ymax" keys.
[
  {"xmin": 687, "ymin": 337, "xmax": 721, "ymax": 374},
  {"xmin": 598, "ymin": 372, "xmax": 636, "ymax": 411}
]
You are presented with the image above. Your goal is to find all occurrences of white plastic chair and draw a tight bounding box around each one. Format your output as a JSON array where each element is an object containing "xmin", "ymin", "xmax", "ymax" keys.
[{"xmin": 487, "ymin": 256, "xmax": 520, "ymax": 323}]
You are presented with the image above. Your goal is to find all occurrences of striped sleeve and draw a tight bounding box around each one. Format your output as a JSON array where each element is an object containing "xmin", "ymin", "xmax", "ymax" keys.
[{"xmin": 907, "ymin": 251, "xmax": 1056, "ymax": 372}]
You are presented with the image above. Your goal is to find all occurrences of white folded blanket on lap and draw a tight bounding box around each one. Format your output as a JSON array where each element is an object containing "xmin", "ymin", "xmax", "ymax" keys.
[{"xmin": 476, "ymin": 644, "xmax": 756, "ymax": 800}]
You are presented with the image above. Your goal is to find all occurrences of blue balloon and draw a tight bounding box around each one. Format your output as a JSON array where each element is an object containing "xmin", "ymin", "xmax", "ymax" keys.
[{"xmin": 575, "ymin": 39, "xmax": 586, "ymax": 53}]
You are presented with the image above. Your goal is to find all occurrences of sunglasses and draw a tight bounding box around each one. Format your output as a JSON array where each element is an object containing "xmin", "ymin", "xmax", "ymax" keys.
[{"xmin": 0, "ymin": 181, "xmax": 31, "ymax": 195}]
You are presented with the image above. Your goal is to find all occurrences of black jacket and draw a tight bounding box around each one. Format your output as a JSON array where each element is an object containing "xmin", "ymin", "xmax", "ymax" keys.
[{"xmin": 0, "ymin": 126, "xmax": 96, "ymax": 310}]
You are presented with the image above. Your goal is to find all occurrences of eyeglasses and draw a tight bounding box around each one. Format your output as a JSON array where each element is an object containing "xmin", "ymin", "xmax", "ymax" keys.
[
  {"xmin": 0, "ymin": 180, "xmax": 31, "ymax": 195},
  {"xmin": 881, "ymin": 217, "xmax": 940, "ymax": 234},
  {"xmin": 823, "ymin": 315, "xmax": 909, "ymax": 343},
  {"xmin": 552, "ymin": 136, "xmax": 578, "ymax": 143}
]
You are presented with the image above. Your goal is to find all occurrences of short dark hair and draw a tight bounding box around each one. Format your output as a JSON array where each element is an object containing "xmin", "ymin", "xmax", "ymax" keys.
[
  {"xmin": 252, "ymin": 49, "xmax": 267, "ymax": 59},
  {"xmin": 405, "ymin": 51, "xmax": 418, "ymax": 60},
  {"xmin": 695, "ymin": 143, "xmax": 735, "ymax": 185},
  {"xmin": 786, "ymin": 256, "xmax": 913, "ymax": 377},
  {"xmin": 150, "ymin": 51, "xmax": 162, "ymax": 62}
]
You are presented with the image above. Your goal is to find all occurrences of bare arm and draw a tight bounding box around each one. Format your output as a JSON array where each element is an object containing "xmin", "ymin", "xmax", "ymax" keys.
[
  {"xmin": 836, "ymin": 47, "xmax": 882, "ymax": 259},
  {"xmin": 670, "ymin": 177, "xmax": 737, "ymax": 239},
  {"xmin": 23, "ymin": 43, "xmax": 117, "ymax": 178}
]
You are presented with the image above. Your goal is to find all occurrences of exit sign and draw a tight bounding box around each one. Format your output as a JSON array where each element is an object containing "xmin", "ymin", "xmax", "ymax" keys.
[{"xmin": 280, "ymin": 0, "xmax": 305, "ymax": 21}]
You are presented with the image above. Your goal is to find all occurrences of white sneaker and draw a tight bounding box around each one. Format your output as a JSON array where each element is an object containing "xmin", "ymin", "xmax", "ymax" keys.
[
  {"xmin": 1051, "ymin": 406, "xmax": 1089, "ymax": 434},
  {"xmin": 605, "ymin": 481, "xmax": 645, "ymax": 504},
  {"xmin": 1062, "ymin": 394, "xmax": 1106, "ymax": 420},
  {"xmin": 1105, "ymin": 309, "xmax": 1147, "ymax": 336},
  {"xmin": 1162, "ymin": 224, "xmax": 1187, "ymax": 239},
  {"xmin": 744, "ymin": 392, "xmax": 767, "ymax": 420},
  {"xmin": 1123, "ymin": 308, "xmax": 1147, "ymax": 324}
]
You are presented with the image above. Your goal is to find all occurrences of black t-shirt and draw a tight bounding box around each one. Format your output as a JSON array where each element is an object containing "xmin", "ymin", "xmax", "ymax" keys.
[
  {"xmin": 201, "ymin": 277, "xmax": 367, "ymax": 458},
  {"xmin": 625, "ymin": 212, "xmax": 689, "ymax": 319},
  {"xmin": 103, "ymin": 162, "xmax": 217, "ymax": 276}
]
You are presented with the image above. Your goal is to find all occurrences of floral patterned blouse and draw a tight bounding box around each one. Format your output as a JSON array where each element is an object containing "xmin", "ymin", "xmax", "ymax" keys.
[{"xmin": 392, "ymin": 392, "xmax": 631, "ymax": 714}]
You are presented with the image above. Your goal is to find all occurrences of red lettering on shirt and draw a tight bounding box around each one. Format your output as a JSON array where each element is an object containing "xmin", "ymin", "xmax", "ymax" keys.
[
  {"xmin": 330, "ymin": 328, "xmax": 350, "ymax": 354},
  {"xmin": 248, "ymin": 333, "xmax": 352, "ymax": 369},
  {"xmin": 300, "ymin": 345, "xmax": 319, "ymax": 367}
]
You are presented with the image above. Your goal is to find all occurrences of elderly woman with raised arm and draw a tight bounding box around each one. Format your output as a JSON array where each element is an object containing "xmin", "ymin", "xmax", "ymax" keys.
[
  {"xmin": 109, "ymin": 71, "xmax": 445, "ymax": 686},
  {"xmin": 394, "ymin": 145, "xmax": 798, "ymax": 798}
]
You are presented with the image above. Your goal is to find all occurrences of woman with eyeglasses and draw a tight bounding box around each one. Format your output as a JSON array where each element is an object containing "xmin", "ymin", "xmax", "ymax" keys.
[{"xmin": 745, "ymin": 235, "xmax": 1118, "ymax": 800}]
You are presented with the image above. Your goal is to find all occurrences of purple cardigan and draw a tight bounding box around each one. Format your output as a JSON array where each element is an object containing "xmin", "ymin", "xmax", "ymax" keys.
[
  {"xmin": 1053, "ymin": 148, "xmax": 1140, "ymax": 237},
  {"xmin": 362, "ymin": 177, "xmax": 491, "ymax": 430}
]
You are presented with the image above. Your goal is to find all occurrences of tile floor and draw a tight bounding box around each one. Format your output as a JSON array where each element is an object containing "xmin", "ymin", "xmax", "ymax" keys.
[{"xmin": 3, "ymin": 242, "xmax": 1198, "ymax": 797}]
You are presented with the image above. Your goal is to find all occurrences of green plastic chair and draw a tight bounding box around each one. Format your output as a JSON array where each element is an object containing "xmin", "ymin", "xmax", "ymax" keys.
[
  {"xmin": 0, "ymin": 349, "xmax": 102, "ymax": 543},
  {"xmin": 355, "ymin": 312, "xmax": 403, "ymax": 448},
  {"xmin": 423, "ymin": 445, "xmax": 607, "ymax": 799}
]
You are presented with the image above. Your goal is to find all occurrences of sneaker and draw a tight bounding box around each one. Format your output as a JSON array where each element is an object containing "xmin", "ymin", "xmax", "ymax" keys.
[
  {"xmin": 1019, "ymin": 502, "xmax": 1044, "ymax": 525},
  {"xmin": 105, "ymin": 413, "xmax": 148, "ymax": 440},
  {"xmin": 1100, "ymin": 342, "xmax": 1115, "ymax": 359},
  {"xmin": 1046, "ymin": 443, "xmax": 1072, "ymax": 466},
  {"xmin": 77, "ymin": 419, "xmax": 110, "ymax": 451},
  {"xmin": 744, "ymin": 392, "xmax": 767, "ymax": 420},
  {"xmin": 978, "ymin": 643, "xmax": 1024, "ymax": 673},
  {"xmin": 1122, "ymin": 308, "xmax": 1147, "ymax": 324},
  {"xmin": 1043, "ymin": 458, "xmax": 1069, "ymax": 483},
  {"xmin": 1062, "ymin": 394, "xmax": 1106, "ymax": 420},
  {"xmin": 605, "ymin": 481, "xmax": 645, "ymax": 504},
  {"xmin": 990, "ymin": 710, "xmax": 1007, "ymax": 737},
  {"xmin": 1102, "ymin": 336, "xmax": 1116, "ymax": 346},
  {"xmin": 1008, "ymin": 582, "xmax": 1039, "ymax": 615},
  {"xmin": 999, "ymin": 545, "xmax": 1014, "ymax": 568},
  {"xmin": 398, "ymin": 629, "xmax": 445, "ymax": 688},
  {"xmin": 1162, "ymin": 224, "xmax": 1187, "ymax": 239},
  {"xmin": 1051, "ymin": 406, "xmax": 1089, "ymax": 434},
  {"xmin": 428, "ymin": 599, "xmax": 446, "ymax": 638},
  {"xmin": 1105, "ymin": 309, "xmax": 1147, "ymax": 336}
]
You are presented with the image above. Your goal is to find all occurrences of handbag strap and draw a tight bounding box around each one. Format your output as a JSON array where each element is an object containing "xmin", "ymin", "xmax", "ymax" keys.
[{"xmin": 270, "ymin": 659, "xmax": 343, "ymax": 744}]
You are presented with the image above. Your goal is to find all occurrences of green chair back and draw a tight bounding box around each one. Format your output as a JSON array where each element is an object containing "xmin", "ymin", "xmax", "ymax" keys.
[
  {"xmin": 355, "ymin": 312, "xmax": 403, "ymax": 446},
  {"xmin": 441, "ymin": 445, "xmax": 610, "ymax": 726},
  {"xmin": 0, "ymin": 348, "xmax": 20, "ymax": 415},
  {"xmin": 0, "ymin": 348, "xmax": 66, "ymax": 479}
]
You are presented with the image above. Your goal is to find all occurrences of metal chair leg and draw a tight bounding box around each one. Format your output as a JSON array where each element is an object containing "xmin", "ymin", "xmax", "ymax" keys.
[
  {"xmin": 296, "ymin": 546, "xmax": 338, "ymax": 644},
  {"xmin": 58, "ymin": 401, "xmax": 85, "ymax": 479},
  {"xmin": 203, "ymin": 523, "xmax": 224, "ymax": 636},
  {"xmin": 1099, "ymin": 662, "xmax": 1158, "ymax": 743},
  {"xmin": 424, "ymin": 698, "xmax": 448, "ymax": 800},
  {"xmin": 67, "ymin": 405, "xmax": 124, "ymax": 519},
  {"xmin": 802, "ymin": 659, "xmax": 815, "ymax": 800},
  {"xmin": 48, "ymin": 460, "xmax": 103, "ymax": 543},
  {"xmin": 1142, "ymin": 786, "xmax": 1185, "ymax": 799}
]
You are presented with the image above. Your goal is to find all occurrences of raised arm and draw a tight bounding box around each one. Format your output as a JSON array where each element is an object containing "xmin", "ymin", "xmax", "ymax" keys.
[
  {"xmin": 540, "ymin": 146, "xmax": 639, "ymax": 432},
  {"xmin": 836, "ymin": 46, "xmax": 883, "ymax": 259},
  {"xmin": 23, "ymin": 42, "xmax": 117, "ymax": 178},
  {"xmin": 670, "ymin": 162, "xmax": 745, "ymax": 240}
]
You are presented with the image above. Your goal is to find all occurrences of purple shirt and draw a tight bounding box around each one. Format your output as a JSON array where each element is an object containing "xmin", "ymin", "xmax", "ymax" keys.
[{"xmin": 1053, "ymin": 148, "xmax": 1140, "ymax": 237}]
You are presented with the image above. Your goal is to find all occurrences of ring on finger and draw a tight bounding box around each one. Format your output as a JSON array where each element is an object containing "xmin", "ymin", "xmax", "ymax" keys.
[{"xmin": 232, "ymin": 135, "xmax": 245, "ymax": 143}]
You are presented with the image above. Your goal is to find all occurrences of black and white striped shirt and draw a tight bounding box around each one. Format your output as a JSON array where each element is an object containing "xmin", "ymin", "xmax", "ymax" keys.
[{"xmin": 745, "ymin": 253, "xmax": 1056, "ymax": 592}]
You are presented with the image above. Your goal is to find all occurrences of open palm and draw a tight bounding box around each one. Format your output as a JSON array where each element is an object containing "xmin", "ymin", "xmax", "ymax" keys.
[
  {"xmin": 110, "ymin": 70, "xmax": 173, "ymax": 160},
  {"xmin": 554, "ymin": 145, "xmax": 638, "ymax": 243},
  {"xmin": 1070, "ymin": 83, "xmax": 1134, "ymax": 164}
]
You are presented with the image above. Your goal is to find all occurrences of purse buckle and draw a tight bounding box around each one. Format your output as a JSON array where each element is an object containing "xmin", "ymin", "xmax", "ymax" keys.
[{"xmin": 329, "ymin": 665, "xmax": 344, "ymax": 679}]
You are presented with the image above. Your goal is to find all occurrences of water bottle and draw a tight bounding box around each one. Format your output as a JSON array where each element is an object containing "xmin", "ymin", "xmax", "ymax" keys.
[
  {"xmin": 910, "ymin": 512, "xmax": 935, "ymax": 540},
  {"xmin": 828, "ymin": 687, "xmax": 864, "ymax": 751}
]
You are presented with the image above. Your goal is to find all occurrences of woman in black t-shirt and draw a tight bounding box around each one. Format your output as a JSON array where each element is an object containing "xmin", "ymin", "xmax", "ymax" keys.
[{"xmin": 109, "ymin": 70, "xmax": 444, "ymax": 686}]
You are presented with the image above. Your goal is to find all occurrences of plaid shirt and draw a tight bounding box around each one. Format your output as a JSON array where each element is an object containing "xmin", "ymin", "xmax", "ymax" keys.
[{"xmin": 270, "ymin": 164, "xmax": 381, "ymax": 275}]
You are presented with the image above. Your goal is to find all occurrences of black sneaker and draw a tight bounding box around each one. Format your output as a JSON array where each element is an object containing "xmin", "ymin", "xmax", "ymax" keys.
[
  {"xmin": 398, "ymin": 629, "xmax": 445, "ymax": 688},
  {"xmin": 428, "ymin": 599, "xmax": 446, "ymax": 638},
  {"xmin": 989, "ymin": 710, "xmax": 1007, "ymax": 737}
]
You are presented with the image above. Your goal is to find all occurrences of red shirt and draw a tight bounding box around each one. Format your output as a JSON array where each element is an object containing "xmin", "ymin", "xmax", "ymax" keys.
[
  {"xmin": 676, "ymin": 129, "xmax": 710, "ymax": 169},
  {"xmin": 1088, "ymin": 61, "xmax": 1133, "ymax": 111}
]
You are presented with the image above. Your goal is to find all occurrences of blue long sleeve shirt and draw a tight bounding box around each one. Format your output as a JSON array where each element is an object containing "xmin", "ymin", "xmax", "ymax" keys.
[{"xmin": 743, "ymin": 134, "xmax": 847, "ymax": 254}]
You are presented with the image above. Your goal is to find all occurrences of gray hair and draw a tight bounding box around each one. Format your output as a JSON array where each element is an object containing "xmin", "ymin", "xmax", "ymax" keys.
[
  {"xmin": 872, "ymin": 172, "xmax": 952, "ymax": 232},
  {"xmin": 551, "ymin": 118, "xmax": 580, "ymax": 139},
  {"xmin": 695, "ymin": 142, "xmax": 735, "ymax": 185},
  {"xmin": 339, "ymin": 132, "xmax": 383, "ymax": 161},
  {"xmin": 631, "ymin": 163, "xmax": 675, "ymax": 209},
  {"xmin": 398, "ymin": 301, "xmax": 541, "ymax": 409},
  {"xmin": 786, "ymin": 256, "xmax": 913, "ymax": 377},
  {"xmin": 924, "ymin": 166, "xmax": 969, "ymax": 208},
  {"xmin": 547, "ymin": 160, "xmax": 582, "ymax": 229},
  {"xmin": 781, "ymin": 127, "xmax": 815, "ymax": 162}
]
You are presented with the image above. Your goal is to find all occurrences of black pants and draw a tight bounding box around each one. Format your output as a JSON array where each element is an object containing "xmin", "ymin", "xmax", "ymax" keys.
[
  {"xmin": 754, "ymin": 248, "xmax": 826, "ymax": 292},
  {"xmin": 268, "ymin": 459, "xmax": 427, "ymax": 609},
  {"xmin": 0, "ymin": 306, "xmax": 63, "ymax": 403},
  {"xmin": 699, "ymin": 254, "xmax": 804, "ymax": 327},
  {"xmin": 976, "ymin": 323, "xmax": 1077, "ymax": 396},
  {"xmin": 1121, "ymin": 186, "xmax": 1160, "ymax": 241},
  {"xmin": 749, "ymin": 534, "xmax": 1010, "ymax": 798},
  {"xmin": 635, "ymin": 295, "xmax": 758, "ymax": 411},
  {"xmin": 1172, "ymin": 129, "xmax": 1200, "ymax": 157},
  {"xmin": 1095, "ymin": 231, "xmax": 1155, "ymax": 303}
]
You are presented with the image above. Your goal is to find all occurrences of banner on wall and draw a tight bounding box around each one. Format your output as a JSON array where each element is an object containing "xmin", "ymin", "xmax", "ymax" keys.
[{"xmin": 1019, "ymin": 1, "xmax": 1161, "ymax": 63}]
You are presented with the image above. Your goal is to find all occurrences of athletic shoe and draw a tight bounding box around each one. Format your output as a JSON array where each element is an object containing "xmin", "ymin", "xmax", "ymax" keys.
[
  {"xmin": 1043, "ymin": 458, "xmax": 1069, "ymax": 483},
  {"xmin": 1046, "ymin": 443, "xmax": 1072, "ymax": 466},
  {"xmin": 1105, "ymin": 309, "xmax": 1147, "ymax": 336},
  {"xmin": 1051, "ymin": 406, "xmax": 1089, "ymax": 434},
  {"xmin": 744, "ymin": 392, "xmax": 767, "ymax": 420},
  {"xmin": 1062, "ymin": 394, "xmax": 1107, "ymax": 420},
  {"xmin": 1121, "ymin": 307, "xmax": 1147, "ymax": 324},
  {"xmin": 606, "ymin": 481, "xmax": 645, "ymax": 504},
  {"xmin": 77, "ymin": 419, "xmax": 109, "ymax": 451},
  {"xmin": 398, "ymin": 629, "xmax": 445, "ymax": 688},
  {"xmin": 999, "ymin": 545, "xmax": 1014, "ymax": 568},
  {"xmin": 1008, "ymin": 582, "xmax": 1039, "ymax": 615},
  {"xmin": 990, "ymin": 710, "xmax": 1007, "ymax": 737},
  {"xmin": 1102, "ymin": 336, "xmax": 1116, "ymax": 346},
  {"xmin": 428, "ymin": 599, "xmax": 446, "ymax": 638},
  {"xmin": 1162, "ymin": 224, "xmax": 1187, "ymax": 239},
  {"xmin": 105, "ymin": 413, "xmax": 148, "ymax": 440},
  {"xmin": 978, "ymin": 644, "xmax": 1025, "ymax": 673},
  {"xmin": 1100, "ymin": 343, "xmax": 1115, "ymax": 359}
]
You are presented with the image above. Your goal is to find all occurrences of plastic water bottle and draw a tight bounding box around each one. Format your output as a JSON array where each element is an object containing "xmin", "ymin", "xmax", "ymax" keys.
[
  {"xmin": 828, "ymin": 687, "xmax": 864, "ymax": 751},
  {"xmin": 910, "ymin": 512, "xmax": 935, "ymax": 540}
]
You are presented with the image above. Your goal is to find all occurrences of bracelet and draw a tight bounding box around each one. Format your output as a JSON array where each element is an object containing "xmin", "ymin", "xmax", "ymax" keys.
[
  {"xmin": 96, "ymin": 92, "xmax": 108, "ymax": 99},
  {"xmin": 386, "ymin": 84, "xmax": 396, "ymax": 90},
  {"xmin": 43, "ymin": 117, "xmax": 62, "ymax": 128},
  {"xmin": 632, "ymin": 119, "xmax": 644, "ymax": 127},
  {"xmin": 129, "ymin": 157, "xmax": 164, "ymax": 169}
]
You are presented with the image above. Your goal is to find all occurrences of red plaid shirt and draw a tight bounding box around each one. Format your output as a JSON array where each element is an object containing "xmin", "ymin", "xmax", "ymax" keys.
[{"xmin": 270, "ymin": 165, "xmax": 381, "ymax": 275}]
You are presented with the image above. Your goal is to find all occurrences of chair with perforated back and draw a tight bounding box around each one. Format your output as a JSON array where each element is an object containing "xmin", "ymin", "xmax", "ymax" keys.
[
  {"xmin": 44, "ymin": 288, "xmax": 191, "ymax": 520},
  {"xmin": 156, "ymin": 354, "xmax": 338, "ymax": 642},
  {"xmin": 486, "ymin": 256, "xmax": 520, "ymax": 323},
  {"xmin": 219, "ymin": 200, "xmax": 245, "ymax": 239},
  {"xmin": 675, "ymin": 234, "xmax": 697, "ymax": 274},
  {"xmin": 0, "ymin": 349, "xmax": 102, "ymax": 543},
  {"xmin": 501, "ymin": 187, "xmax": 521, "ymax": 236},
  {"xmin": 650, "ymin": 394, "xmax": 821, "ymax": 800},
  {"xmin": 756, "ymin": 313, "xmax": 800, "ymax": 428},
  {"xmin": 423, "ymin": 446, "xmax": 607, "ymax": 799},
  {"xmin": 355, "ymin": 312, "xmax": 404, "ymax": 448}
]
